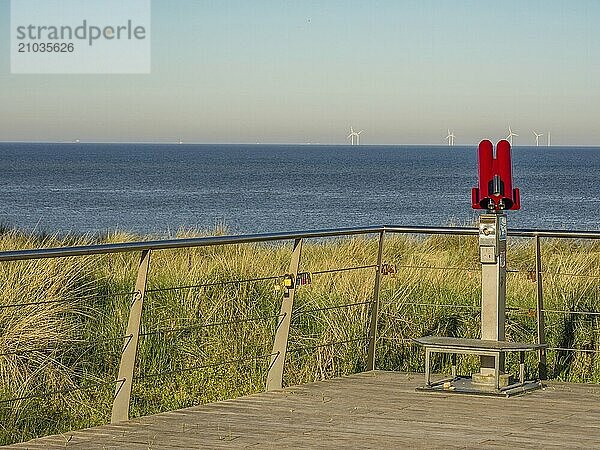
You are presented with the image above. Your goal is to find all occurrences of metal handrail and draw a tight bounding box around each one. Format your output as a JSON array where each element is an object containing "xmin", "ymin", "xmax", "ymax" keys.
[
  {"xmin": 0, "ymin": 226, "xmax": 383, "ymax": 261},
  {"xmin": 504, "ymin": 229, "xmax": 600, "ymax": 239},
  {"xmin": 382, "ymin": 225, "xmax": 476, "ymax": 236},
  {"xmin": 1, "ymin": 223, "xmax": 599, "ymax": 424},
  {"xmin": 0, "ymin": 225, "xmax": 598, "ymax": 262}
]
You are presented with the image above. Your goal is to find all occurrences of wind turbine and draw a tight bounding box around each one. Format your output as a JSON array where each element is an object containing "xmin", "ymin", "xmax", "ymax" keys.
[
  {"xmin": 347, "ymin": 127, "xmax": 355, "ymax": 145},
  {"xmin": 506, "ymin": 126, "xmax": 518, "ymax": 146},
  {"xmin": 532, "ymin": 130, "xmax": 543, "ymax": 147},
  {"xmin": 347, "ymin": 126, "xmax": 363, "ymax": 145},
  {"xmin": 445, "ymin": 129, "xmax": 455, "ymax": 146},
  {"xmin": 547, "ymin": 132, "xmax": 551, "ymax": 146}
]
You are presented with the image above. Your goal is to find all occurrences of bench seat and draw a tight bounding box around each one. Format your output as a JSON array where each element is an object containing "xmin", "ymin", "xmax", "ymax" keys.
[{"xmin": 413, "ymin": 336, "xmax": 546, "ymax": 391}]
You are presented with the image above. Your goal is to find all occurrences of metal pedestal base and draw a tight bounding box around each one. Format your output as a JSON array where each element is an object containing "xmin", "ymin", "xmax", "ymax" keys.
[{"xmin": 416, "ymin": 376, "xmax": 544, "ymax": 398}]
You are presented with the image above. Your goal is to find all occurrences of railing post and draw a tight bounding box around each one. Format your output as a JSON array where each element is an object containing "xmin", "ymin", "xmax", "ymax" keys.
[
  {"xmin": 266, "ymin": 238, "xmax": 303, "ymax": 391},
  {"xmin": 111, "ymin": 249, "xmax": 151, "ymax": 423},
  {"xmin": 367, "ymin": 230, "xmax": 385, "ymax": 371},
  {"xmin": 535, "ymin": 235, "xmax": 547, "ymax": 380}
]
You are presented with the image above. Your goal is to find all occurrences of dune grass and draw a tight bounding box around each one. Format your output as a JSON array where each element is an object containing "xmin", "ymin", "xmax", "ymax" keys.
[{"xmin": 0, "ymin": 227, "xmax": 598, "ymax": 444}]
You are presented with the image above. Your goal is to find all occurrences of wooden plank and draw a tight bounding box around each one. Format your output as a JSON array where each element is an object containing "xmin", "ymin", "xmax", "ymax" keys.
[{"xmin": 7, "ymin": 371, "xmax": 600, "ymax": 449}]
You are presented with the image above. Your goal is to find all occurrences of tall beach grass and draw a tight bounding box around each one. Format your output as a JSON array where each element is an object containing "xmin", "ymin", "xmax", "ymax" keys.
[{"xmin": 0, "ymin": 227, "xmax": 598, "ymax": 444}]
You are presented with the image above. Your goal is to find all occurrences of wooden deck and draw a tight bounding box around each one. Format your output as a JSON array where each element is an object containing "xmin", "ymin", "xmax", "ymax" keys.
[{"xmin": 9, "ymin": 371, "xmax": 600, "ymax": 449}]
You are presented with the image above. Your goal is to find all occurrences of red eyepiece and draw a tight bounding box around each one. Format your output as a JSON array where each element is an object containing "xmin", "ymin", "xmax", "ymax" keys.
[{"xmin": 472, "ymin": 140, "xmax": 520, "ymax": 211}]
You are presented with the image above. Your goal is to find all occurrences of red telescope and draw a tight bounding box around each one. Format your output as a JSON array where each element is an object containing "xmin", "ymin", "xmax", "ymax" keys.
[{"xmin": 472, "ymin": 139, "xmax": 520, "ymax": 211}]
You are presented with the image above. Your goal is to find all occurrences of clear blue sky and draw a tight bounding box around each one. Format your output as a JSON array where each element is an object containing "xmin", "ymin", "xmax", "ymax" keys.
[{"xmin": 1, "ymin": 0, "xmax": 599, "ymax": 145}]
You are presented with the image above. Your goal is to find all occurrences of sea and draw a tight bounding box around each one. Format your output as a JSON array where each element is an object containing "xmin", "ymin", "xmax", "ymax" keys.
[{"xmin": 0, "ymin": 143, "xmax": 598, "ymax": 236}]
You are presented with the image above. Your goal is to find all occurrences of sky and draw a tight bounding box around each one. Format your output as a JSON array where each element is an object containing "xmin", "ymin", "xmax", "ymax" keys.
[{"xmin": 0, "ymin": 0, "xmax": 599, "ymax": 145}]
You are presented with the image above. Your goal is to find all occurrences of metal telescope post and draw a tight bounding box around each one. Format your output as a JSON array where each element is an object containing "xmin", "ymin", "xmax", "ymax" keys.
[
  {"xmin": 471, "ymin": 139, "xmax": 520, "ymax": 386},
  {"xmin": 414, "ymin": 139, "xmax": 544, "ymax": 396}
]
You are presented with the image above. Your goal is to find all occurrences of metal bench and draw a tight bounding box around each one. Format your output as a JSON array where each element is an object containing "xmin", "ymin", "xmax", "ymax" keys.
[{"xmin": 414, "ymin": 336, "xmax": 546, "ymax": 392}]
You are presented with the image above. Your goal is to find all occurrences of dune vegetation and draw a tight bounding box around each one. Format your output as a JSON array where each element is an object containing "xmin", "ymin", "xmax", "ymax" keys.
[{"xmin": 0, "ymin": 227, "xmax": 598, "ymax": 445}]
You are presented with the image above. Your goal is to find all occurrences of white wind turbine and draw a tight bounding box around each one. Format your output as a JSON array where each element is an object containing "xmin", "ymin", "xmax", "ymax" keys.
[
  {"xmin": 532, "ymin": 130, "xmax": 543, "ymax": 147},
  {"xmin": 347, "ymin": 127, "xmax": 355, "ymax": 145},
  {"xmin": 347, "ymin": 126, "xmax": 363, "ymax": 145},
  {"xmin": 506, "ymin": 126, "xmax": 518, "ymax": 146},
  {"xmin": 547, "ymin": 132, "xmax": 551, "ymax": 146},
  {"xmin": 445, "ymin": 129, "xmax": 455, "ymax": 146}
]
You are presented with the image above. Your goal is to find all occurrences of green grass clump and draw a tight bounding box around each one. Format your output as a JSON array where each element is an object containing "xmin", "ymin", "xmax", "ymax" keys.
[{"xmin": 0, "ymin": 228, "xmax": 598, "ymax": 444}]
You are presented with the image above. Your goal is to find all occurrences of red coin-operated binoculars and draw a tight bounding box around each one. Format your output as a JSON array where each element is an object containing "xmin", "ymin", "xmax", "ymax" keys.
[{"xmin": 472, "ymin": 139, "xmax": 520, "ymax": 212}]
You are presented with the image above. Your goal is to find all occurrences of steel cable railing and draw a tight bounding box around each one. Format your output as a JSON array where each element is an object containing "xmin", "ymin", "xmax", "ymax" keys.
[
  {"xmin": 383, "ymin": 305, "xmax": 600, "ymax": 316},
  {"xmin": 541, "ymin": 271, "xmax": 600, "ymax": 279},
  {"xmin": 138, "ymin": 314, "xmax": 283, "ymax": 338},
  {"xmin": 0, "ymin": 223, "xmax": 597, "ymax": 434},
  {"xmin": 145, "ymin": 275, "xmax": 284, "ymax": 294},
  {"xmin": 383, "ymin": 303, "xmax": 480, "ymax": 311},
  {"xmin": 0, "ymin": 299, "xmax": 72, "ymax": 309},
  {"xmin": 0, "ymin": 336, "xmax": 127, "ymax": 358},
  {"xmin": 0, "ymin": 291, "xmax": 137, "ymax": 310},
  {"xmin": 133, "ymin": 353, "xmax": 278, "ymax": 381},
  {"xmin": 380, "ymin": 337, "xmax": 417, "ymax": 344},
  {"xmin": 309, "ymin": 265, "xmax": 377, "ymax": 275},
  {"xmin": 292, "ymin": 300, "xmax": 373, "ymax": 317},
  {"xmin": 381, "ymin": 306, "xmax": 600, "ymax": 355},
  {"xmin": 542, "ymin": 309, "xmax": 600, "ymax": 316},
  {"xmin": 393, "ymin": 264, "xmax": 480, "ymax": 272},
  {"xmin": 0, "ymin": 378, "xmax": 125, "ymax": 405},
  {"xmin": 286, "ymin": 337, "xmax": 368, "ymax": 354}
]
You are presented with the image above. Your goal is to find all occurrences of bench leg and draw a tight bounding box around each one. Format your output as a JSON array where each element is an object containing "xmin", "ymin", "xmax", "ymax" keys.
[
  {"xmin": 451, "ymin": 353, "xmax": 457, "ymax": 379},
  {"xmin": 425, "ymin": 348, "xmax": 431, "ymax": 386},
  {"xmin": 494, "ymin": 354, "xmax": 500, "ymax": 390},
  {"xmin": 519, "ymin": 351, "xmax": 525, "ymax": 385}
]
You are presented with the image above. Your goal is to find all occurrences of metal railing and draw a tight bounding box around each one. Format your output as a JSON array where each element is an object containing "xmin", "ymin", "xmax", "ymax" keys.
[{"xmin": 0, "ymin": 224, "xmax": 598, "ymax": 423}]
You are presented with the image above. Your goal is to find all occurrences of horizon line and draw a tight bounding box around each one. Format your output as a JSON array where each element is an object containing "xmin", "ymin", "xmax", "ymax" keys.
[{"xmin": 0, "ymin": 140, "xmax": 597, "ymax": 148}]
